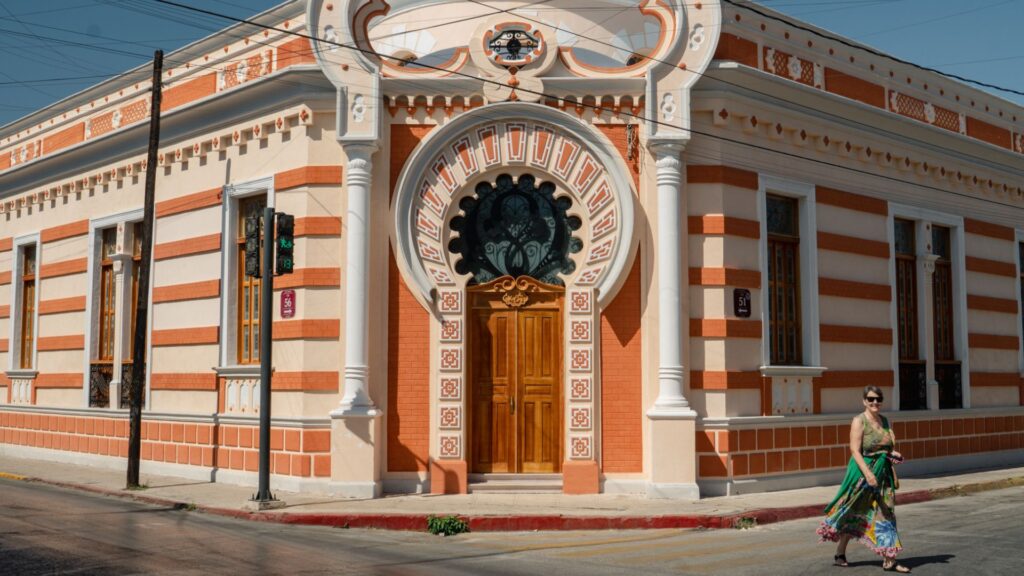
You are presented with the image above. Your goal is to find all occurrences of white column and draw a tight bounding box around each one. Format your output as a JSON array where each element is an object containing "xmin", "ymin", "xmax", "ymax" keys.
[
  {"xmin": 333, "ymin": 143, "xmax": 379, "ymax": 416},
  {"xmin": 648, "ymin": 142, "xmax": 696, "ymax": 418},
  {"xmin": 645, "ymin": 141, "xmax": 698, "ymax": 500},
  {"xmin": 921, "ymin": 252, "xmax": 940, "ymax": 410},
  {"xmin": 109, "ymin": 222, "xmax": 132, "ymax": 409}
]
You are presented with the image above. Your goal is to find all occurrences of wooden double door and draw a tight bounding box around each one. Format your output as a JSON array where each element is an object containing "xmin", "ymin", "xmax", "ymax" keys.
[{"xmin": 469, "ymin": 277, "xmax": 563, "ymax": 474}]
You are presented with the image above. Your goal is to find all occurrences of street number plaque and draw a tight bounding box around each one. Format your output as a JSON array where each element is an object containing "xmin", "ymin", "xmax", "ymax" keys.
[{"xmin": 281, "ymin": 289, "xmax": 296, "ymax": 319}]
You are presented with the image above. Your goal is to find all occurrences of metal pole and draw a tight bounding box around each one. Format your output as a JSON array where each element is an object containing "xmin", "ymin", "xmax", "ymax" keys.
[
  {"xmin": 253, "ymin": 207, "xmax": 276, "ymax": 503},
  {"xmin": 127, "ymin": 50, "xmax": 163, "ymax": 489}
]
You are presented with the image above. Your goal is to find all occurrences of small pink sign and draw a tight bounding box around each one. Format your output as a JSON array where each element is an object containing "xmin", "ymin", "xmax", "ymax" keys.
[{"xmin": 280, "ymin": 289, "xmax": 296, "ymax": 319}]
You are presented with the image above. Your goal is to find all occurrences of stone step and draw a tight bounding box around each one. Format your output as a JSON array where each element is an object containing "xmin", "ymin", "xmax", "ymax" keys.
[{"xmin": 468, "ymin": 474, "xmax": 563, "ymax": 493}]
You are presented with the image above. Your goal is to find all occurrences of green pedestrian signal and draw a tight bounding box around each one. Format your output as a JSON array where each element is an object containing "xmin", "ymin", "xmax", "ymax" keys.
[{"xmin": 275, "ymin": 212, "xmax": 295, "ymax": 275}]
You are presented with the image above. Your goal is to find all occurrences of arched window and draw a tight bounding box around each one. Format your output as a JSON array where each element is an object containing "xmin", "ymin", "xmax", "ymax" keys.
[{"xmin": 449, "ymin": 173, "xmax": 582, "ymax": 285}]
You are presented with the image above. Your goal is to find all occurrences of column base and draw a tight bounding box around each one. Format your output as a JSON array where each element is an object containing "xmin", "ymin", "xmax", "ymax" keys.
[
  {"xmin": 647, "ymin": 412, "xmax": 699, "ymax": 499},
  {"xmin": 329, "ymin": 410, "xmax": 382, "ymax": 498},
  {"xmin": 429, "ymin": 459, "xmax": 468, "ymax": 494},
  {"xmin": 562, "ymin": 460, "xmax": 599, "ymax": 494}
]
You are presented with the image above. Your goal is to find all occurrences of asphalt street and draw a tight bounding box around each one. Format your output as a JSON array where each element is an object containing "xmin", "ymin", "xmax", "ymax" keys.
[{"xmin": 1, "ymin": 478, "xmax": 1021, "ymax": 575}]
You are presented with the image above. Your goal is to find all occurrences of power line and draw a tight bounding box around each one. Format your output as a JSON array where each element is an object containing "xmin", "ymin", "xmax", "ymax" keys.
[{"xmin": 138, "ymin": 0, "xmax": 1024, "ymax": 213}]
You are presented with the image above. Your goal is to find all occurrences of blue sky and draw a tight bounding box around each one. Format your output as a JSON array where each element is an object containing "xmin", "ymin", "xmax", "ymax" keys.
[{"xmin": 0, "ymin": 0, "xmax": 1021, "ymax": 127}]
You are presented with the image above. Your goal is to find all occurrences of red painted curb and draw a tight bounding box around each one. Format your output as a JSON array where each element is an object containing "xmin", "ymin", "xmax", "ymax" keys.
[{"xmin": 9, "ymin": 474, "xmax": 1009, "ymax": 532}]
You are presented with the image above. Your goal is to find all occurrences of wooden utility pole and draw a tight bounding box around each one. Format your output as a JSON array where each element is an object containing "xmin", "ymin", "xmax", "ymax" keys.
[{"xmin": 127, "ymin": 50, "xmax": 163, "ymax": 488}]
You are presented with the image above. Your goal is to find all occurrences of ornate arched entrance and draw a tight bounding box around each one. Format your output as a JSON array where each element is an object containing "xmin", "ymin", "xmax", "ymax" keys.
[{"xmin": 391, "ymin": 103, "xmax": 638, "ymax": 489}]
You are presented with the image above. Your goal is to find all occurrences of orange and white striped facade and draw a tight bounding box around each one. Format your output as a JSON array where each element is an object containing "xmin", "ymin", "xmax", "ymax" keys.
[{"xmin": 0, "ymin": 1, "xmax": 1021, "ymax": 499}]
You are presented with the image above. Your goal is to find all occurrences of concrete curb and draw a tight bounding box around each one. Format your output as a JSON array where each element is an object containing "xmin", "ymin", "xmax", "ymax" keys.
[{"xmin": 5, "ymin": 473, "xmax": 1023, "ymax": 532}]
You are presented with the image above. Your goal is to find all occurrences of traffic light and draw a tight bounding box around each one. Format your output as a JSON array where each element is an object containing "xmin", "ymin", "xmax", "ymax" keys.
[
  {"xmin": 275, "ymin": 212, "xmax": 294, "ymax": 275},
  {"xmin": 244, "ymin": 212, "xmax": 261, "ymax": 278}
]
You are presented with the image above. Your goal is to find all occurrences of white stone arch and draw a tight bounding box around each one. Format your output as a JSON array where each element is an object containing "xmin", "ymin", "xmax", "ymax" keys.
[{"xmin": 391, "ymin": 102, "xmax": 639, "ymax": 468}]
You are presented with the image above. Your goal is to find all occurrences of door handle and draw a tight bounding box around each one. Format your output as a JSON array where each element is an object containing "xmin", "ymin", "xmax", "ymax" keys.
[{"xmin": 510, "ymin": 397, "xmax": 515, "ymax": 414}]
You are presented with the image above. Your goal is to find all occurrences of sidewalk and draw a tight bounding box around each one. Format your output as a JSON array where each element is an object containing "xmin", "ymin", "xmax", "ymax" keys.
[{"xmin": 1, "ymin": 455, "xmax": 1022, "ymax": 532}]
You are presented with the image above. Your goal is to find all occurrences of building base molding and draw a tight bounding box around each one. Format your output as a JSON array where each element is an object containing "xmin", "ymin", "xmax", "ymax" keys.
[
  {"xmin": 326, "ymin": 480, "xmax": 382, "ymax": 499},
  {"xmin": 430, "ymin": 459, "xmax": 468, "ymax": 494},
  {"xmin": 647, "ymin": 415, "xmax": 699, "ymax": 499},
  {"xmin": 329, "ymin": 411, "xmax": 383, "ymax": 493},
  {"xmin": 645, "ymin": 481, "xmax": 701, "ymax": 500},
  {"xmin": 562, "ymin": 460, "xmax": 599, "ymax": 494}
]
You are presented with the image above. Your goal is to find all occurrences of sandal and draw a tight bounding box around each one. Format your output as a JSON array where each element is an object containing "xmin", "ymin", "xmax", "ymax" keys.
[
  {"xmin": 833, "ymin": 554, "xmax": 849, "ymax": 567},
  {"xmin": 882, "ymin": 559, "xmax": 911, "ymax": 573}
]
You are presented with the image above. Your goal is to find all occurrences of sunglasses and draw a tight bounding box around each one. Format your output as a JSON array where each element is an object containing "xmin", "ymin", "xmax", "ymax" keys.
[{"xmin": 864, "ymin": 396, "xmax": 884, "ymax": 404}]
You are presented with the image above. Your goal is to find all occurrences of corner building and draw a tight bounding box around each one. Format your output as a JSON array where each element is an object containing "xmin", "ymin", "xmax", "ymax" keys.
[{"xmin": 1, "ymin": 1, "xmax": 1023, "ymax": 498}]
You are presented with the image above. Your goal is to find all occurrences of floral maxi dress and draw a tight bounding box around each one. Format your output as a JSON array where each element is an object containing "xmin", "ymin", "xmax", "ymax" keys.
[{"xmin": 817, "ymin": 414, "xmax": 903, "ymax": 558}]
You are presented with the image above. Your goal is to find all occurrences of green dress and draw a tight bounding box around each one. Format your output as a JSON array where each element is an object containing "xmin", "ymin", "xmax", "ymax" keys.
[{"xmin": 817, "ymin": 413, "xmax": 903, "ymax": 558}]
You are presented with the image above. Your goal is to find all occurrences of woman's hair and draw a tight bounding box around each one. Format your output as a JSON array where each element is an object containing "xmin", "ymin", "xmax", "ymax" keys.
[{"xmin": 863, "ymin": 385, "xmax": 883, "ymax": 399}]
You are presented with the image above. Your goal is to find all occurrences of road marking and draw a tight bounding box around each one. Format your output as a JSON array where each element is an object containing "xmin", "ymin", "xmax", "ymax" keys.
[{"xmin": 0, "ymin": 472, "xmax": 28, "ymax": 481}]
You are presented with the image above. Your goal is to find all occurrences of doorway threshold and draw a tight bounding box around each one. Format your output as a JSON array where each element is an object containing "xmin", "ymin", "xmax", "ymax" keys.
[{"xmin": 467, "ymin": 473, "xmax": 563, "ymax": 494}]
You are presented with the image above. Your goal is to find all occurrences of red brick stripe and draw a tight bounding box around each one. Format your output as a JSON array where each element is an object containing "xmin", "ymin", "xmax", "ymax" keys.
[
  {"xmin": 817, "ymin": 231, "xmax": 889, "ymax": 259},
  {"xmin": 970, "ymin": 372, "xmax": 1021, "ymax": 387},
  {"xmin": 37, "ymin": 335, "xmax": 85, "ymax": 351},
  {"xmin": 967, "ymin": 294, "xmax": 1018, "ymax": 314},
  {"xmin": 966, "ymin": 256, "xmax": 1016, "ymax": 278},
  {"xmin": 818, "ymin": 277, "xmax": 891, "ymax": 301},
  {"xmin": 42, "ymin": 123, "xmax": 85, "ymax": 155},
  {"xmin": 690, "ymin": 319, "xmax": 762, "ymax": 338},
  {"xmin": 0, "ymin": 236, "xmax": 11, "ymax": 252},
  {"xmin": 277, "ymin": 37, "xmax": 317, "ymax": 69},
  {"xmin": 820, "ymin": 324, "xmax": 893, "ymax": 345},
  {"xmin": 151, "ymin": 326, "xmax": 219, "ymax": 347},
  {"xmin": 153, "ymin": 233, "xmax": 221, "ymax": 261},
  {"xmin": 818, "ymin": 370, "xmax": 894, "ymax": 388},
  {"xmin": 272, "ymin": 319, "xmax": 341, "ymax": 340},
  {"xmin": 161, "ymin": 73, "xmax": 217, "ymax": 112},
  {"xmin": 968, "ymin": 333, "xmax": 1019, "ymax": 350},
  {"xmin": 0, "ymin": 271, "xmax": 10, "ymax": 285},
  {"xmin": 35, "ymin": 373, "xmax": 84, "ymax": 388},
  {"xmin": 964, "ymin": 218, "xmax": 1014, "ymax": 241},
  {"xmin": 156, "ymin": 187, "xmax": 222, "ymax": 218},
  {"xmin": 0, "ymin": 304, "xmax": 9, "ymax": 318},
  {"xmin": 295, "ymin": 216, "xmax": 342, "ymax": 237},
  {"xmin": 689, "ymin": 267, "xmax": 761, "ymax": 288},
  {"xmin": 39, "ymin": 258, "xmax": 88, "ymax": 279},
  {"xmin": 274, "ymin": 166, "xmax": 343, "ymax": 191},
  {"xmin": 38, "ymin": 296, "xmax": 87, "ymax": 315},
  {"xmin": 686, "ymin": 165, "xmax": 759, "ymax": 190},
  {"xmin": 41, "ymin": 219, "xmax": 89, "ymax": 243},
  {"xmin": 713, "ymin": 33, "xmax": 759, "ymax": 67},
  {"xmin": 815, "ymin": 186, "xmax": 887, "ymax": 215},
  {"xmin": 151, "ymin": 373, "xmax": 218, "ymax": 390},
  {"xmin": 272, "ymin": 371, "xmax": 338, "ymax": 391},
  {"xmin": 688, "ymin": 215, "xmax": 760, "ymax": 239},
  {"xmin": 153, "ymin": 279, "xmax": 221, "ymax": 303},
  {"xmin": 966, "ymin": 117, "xmax": 1012, "ymax": 150},
  {"xmin": 0, "ymin": 338, "xmax": 8, "ymax": 352},
  {"xmin": 823, "ymin": 68, "xmax": 886, "ymax": 109},
  {"xmin": 691, "ymin": 371, "xmax": 763, "ymax": 390},
  {"xmin": 274, "ymin": 267, "xmax": 341, "ymax": 289}
]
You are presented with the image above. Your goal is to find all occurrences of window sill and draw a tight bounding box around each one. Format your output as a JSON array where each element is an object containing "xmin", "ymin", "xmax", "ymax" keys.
[
  {"xmin": 759, "ymin": 365, "xmax": 827, "ymax": 378},
  {"xmin": 214, "ymin": 365, "xmax": 261, "ymax": 378},
  {"xmin": 4, "ymin": 369, "xmax": 38, "ymax": 379}
]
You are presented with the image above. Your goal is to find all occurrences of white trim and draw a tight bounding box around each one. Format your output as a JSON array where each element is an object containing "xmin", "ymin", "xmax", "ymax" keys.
[
  {"xmin": 85, "ymin": 208, "xmax": 145, "ymax": 408},
  {"xmin": 757, "ymin": 174, "xmax": 821, "ymax": 369},
  {"xmin": 8, "ymin": 233, "xmax": 40, "ymax": 372},
  {"xmin": 890, "ymin": 203, "xmax": 970, "ymax": 409},
  {"xmin": 218, "ymin": 176, "xmax": 275, "ymax": 368},
  {"xmin": 1016, "ymin": 230, "xmax": 1024, "ymax": 379}
]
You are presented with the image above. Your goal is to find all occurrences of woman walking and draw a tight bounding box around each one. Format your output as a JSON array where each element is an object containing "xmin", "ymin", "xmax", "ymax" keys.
[{"xmin": 817, "ymin": 386, "xmax": 910, "ymax": 573}]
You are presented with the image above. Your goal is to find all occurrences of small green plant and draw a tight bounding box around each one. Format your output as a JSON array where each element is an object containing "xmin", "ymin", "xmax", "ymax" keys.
[
  {"xmin": 126, "ymin": 483, "xmax": 149, "ymax": 491},
  {"xmin": 185, "ymin": 502, "xmax": 197, "ymax": 512},
  {"xmin": 733, "ymin": 516, "xmax": 757, "ymax": 530},
  {"xmin": 427, "ymin": 515, "xmax": 470, "ymax": 536}
]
